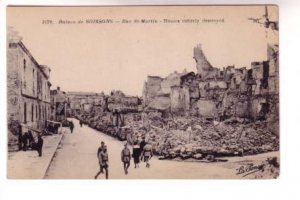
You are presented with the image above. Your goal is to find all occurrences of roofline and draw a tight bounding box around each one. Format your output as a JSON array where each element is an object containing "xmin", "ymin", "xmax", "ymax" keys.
[{"xmin": 17, "ymin": 41, "xmax": 50, "ymax": 80}]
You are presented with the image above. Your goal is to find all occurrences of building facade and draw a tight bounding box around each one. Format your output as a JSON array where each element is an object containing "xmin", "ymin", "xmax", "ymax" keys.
[
  {"xmin": 7, "ymin": 28, "xmax": 51, "ymax": 141},
  {"xmin": 50, "ymin": 87, "xmax": 68, "ymax": 122}
]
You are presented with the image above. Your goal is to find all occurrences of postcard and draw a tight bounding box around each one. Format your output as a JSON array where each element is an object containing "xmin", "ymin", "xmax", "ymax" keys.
[{"xmin": 7, "ymin": 5, "xmax": 279, "ymax": 179}]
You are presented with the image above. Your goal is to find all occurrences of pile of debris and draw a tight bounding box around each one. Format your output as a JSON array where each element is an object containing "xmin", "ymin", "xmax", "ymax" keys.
[
  {"xmin": 74, "ymin": 112, "xmax": 279, "ymax": 161},
  {"xmin": 124, "ymin": 116, "xmax": 279, "ymax": 161}
]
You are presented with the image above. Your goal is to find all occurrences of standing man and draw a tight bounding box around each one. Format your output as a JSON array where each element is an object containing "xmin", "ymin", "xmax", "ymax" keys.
[
  {"xmin": 69, "ymin": 121, "xmax": 74, "ymax": 133},
  {"xmin": 121, "ymin": 142, "xmax": 131, "ymax": 175},
  {"xmin": 22, "ymin": 132, "xmax": 29, "ymax": 151},
  {"xmin": 95, "ymin": 144, "xmax": 109, "ymax": 179},
  {"xmin": 36, "ymin": 135, "xmax": 44, "ymax": 157},
  {"xmin": 17, "ymin": 124, "xmax": 23, "ymax": 151}
]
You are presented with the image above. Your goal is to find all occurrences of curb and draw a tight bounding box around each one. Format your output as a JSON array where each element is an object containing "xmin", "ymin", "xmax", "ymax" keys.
[{"xmin": 40, "ymin": 132, "xmax": 65, "ymax": 179}]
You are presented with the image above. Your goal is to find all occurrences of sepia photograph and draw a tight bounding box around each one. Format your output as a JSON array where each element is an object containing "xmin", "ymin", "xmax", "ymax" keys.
[{"xmin": 6, "ymin": 5, "xmax": 279, "ymax": 179}]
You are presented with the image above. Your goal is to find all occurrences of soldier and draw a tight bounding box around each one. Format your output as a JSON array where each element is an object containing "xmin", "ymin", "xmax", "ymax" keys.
[
  {"xmin": 141, "ymin": 142, "xmax": 153, "ymax": 168},
  {"xmin": 95, "ymin": 144, "xmax": 109, "ymax": 179},
  {"xmin": 97, "ymin": 141, "xmax": 105, "ymax": 174},
  {"xmin": 121, "ymin": 142, "xmax": 131, "ymax": 175}
]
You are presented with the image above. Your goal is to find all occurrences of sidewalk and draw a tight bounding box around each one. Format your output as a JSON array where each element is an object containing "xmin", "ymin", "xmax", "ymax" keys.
[{"xmin": 7, "ymin": 130, "xmax": 67, "ymax": 179}]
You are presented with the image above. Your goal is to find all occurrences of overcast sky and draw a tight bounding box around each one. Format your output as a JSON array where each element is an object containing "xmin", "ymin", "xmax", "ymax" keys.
[{"xmin": 7, "ymin": 6, "xmax": 278, "ymax": 96}]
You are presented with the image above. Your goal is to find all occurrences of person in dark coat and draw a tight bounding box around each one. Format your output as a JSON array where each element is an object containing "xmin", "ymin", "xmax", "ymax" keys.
[
  {"xmin": 132, "ymin": 141, "xmax": 141, "ymax": 168},
  {"xmin": 139, "ymin": 137, "xmax": 146, "ymax": 160},
  {"xmin": 22, "ymin": 132, "xmax": 29, "ymax": 151},
  {"xmin": 36, "ymin": 135, "xmax": 44, "ymax": 157},
  {"xmin": 17, "ymin": 124, "xmax": 23, "ymax": 151},
  {"xmin": 69, "ymin": 121, "xmax": 74, "ymax": 133},
  {"xmin": 27, "ymin": 131, "xmax": 34, "ymax": 149}
]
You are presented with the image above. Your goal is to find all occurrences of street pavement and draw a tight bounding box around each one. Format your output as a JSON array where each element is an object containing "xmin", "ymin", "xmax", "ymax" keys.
[{"xmin": 45, "ymin": 118, "xmax": 279, "ymax": 179}]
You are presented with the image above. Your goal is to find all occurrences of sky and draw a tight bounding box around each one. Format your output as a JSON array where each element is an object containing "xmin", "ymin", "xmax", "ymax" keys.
[{"xmin": 7, "ymin": 6, "xmax": 278, "ymax": 96}]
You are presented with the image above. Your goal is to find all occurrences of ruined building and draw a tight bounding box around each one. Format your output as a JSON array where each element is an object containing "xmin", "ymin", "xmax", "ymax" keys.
[
  {"xmin": 50, "ymin": 86, "xmax": 68, "ymax": 122},
  {"xmin": 67, "ymin": 92, "xmax": 107, "ymax": 115},
  {"xmin": 194, "ymin": 44, "xmax": 213, "ymax": 76},
  {"xmin": 7, "ymin": 27, "xmax": 52, "ymax": 141},
  {"xmin": 143, "ymin": 42, "xmax": 279, "ymax": 125},
  {"xmin": 67, "ymin": 90, "xmax": 141, "ymax": 116}
]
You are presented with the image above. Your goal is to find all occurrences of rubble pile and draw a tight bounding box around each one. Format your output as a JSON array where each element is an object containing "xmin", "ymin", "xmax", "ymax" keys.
[
  {"xmin": 128, "ymin": 116, "xmax": 278, "ymax": 160},
  {"xmin": 77, "ymin": 111, "xmax": 279, "ymax": 161}
]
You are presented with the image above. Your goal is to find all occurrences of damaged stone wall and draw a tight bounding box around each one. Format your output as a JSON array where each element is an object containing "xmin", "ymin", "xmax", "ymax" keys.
[
  {"xmin": 143, "ymin": 43, "xmax": 279, "ymax": 124},
  {"xmin": 193, "ymin": 44, "xmax": 213, "ymax": 75},
  {"xmin": 160, "ymin": 72, "xmax": 181, "ymax": 94},
  {"xmin": 170, "ymin": 86, "xmax": 190, "ymax": 114},
  {"xmin": 7, "ymin": 43, "xmax": 22, "ymax": 137},
  {"xmin": 143, "ymin": 76, "xmax": 163, "ymax": 105},
  {"xmin": 196, "ymin": 99, "xmax": 217, "ymax": 118}
]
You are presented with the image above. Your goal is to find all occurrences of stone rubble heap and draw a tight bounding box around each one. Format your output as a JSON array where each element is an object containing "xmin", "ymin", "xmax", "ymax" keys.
[{"xmin": 77, "ymin": 113, "xmax": 279, "ymax": 161}]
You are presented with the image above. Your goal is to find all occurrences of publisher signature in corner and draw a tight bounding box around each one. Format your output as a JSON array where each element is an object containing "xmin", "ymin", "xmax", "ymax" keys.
[{"xmin": 236, "ymin": 163, "xmax": 265, "ymax": 177}]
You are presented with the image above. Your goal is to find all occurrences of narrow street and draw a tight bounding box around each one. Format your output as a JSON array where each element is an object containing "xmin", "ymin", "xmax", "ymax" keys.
[{"xmin": 45, "ymin": 118, "xmax": 278, "ymax": 179}]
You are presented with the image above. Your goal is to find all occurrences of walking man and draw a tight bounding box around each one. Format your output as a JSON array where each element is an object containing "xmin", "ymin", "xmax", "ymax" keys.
[
  {"xmin": 141, "ymin": 142, "xmax": 153, "ymax": 168},
  {"xmin": 95, "ymin": 144, "xmax": 109, "ymax": 179},
  {"xmin": 121, "ymin": 142, "xmax": 131, "ymax": 175},
  {"xmin": 97, "ymin": 141, "xmax": 105, "ymax": 174}
]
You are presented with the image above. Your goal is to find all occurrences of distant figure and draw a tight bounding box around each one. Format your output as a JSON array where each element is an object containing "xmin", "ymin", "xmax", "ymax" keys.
[
  {"xmin": 22, "ymin": 132, "xmax": 29, "ymax": 151},
  {"xmin": 79, "ymin": 120, "xmax": 83, "ymax": 127},
  {"xmin": 17, "ymin": 125, "xmax": 23, "ymax": 151},
  {"xmin": 36, "ymin": 135, "xmax": 44, "ymax": 157},
  {"xmin": 139, "ymin": 137, "xmax": 146, "ymax": 154},
  {"xmin": 132, "ymin": 141, "xmax": 141, "ymax": 168},
  {"xmin": 121, "ymin": 142, "xmax": 131, "ymax": 175},
  {"xmin": 141, "ymin": 142, "xmax": 153, "ymax": 168},
  {"xmin": 69, "ymin": 121, "xmax": 74, "ymax": 133},
  {"xmin": 95, "ymin": 144, "xmax": 109, "ymax": 179},
  {"xmin": 28, "ymin": 131, "xmax": 34, "ymax": 149}
]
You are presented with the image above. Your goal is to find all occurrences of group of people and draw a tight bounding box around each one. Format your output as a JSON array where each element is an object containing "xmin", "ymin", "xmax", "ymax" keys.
[
  {"xmin": 18, "ymin": 130, "xmax": 44, "ymax": 157},
  {"xmin": 94, "ymin": 137, "xmax": 153, "ymax": 179}
]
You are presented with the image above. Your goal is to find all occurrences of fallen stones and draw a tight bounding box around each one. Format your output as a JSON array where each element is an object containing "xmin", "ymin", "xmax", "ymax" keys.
[
  {"xmin": 193, "ymin": 153, "xmax": 203, "ymax": 160},
  {"xmin": 74, "ymin": 113, "xmax": 279, "ymax": 162}
]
